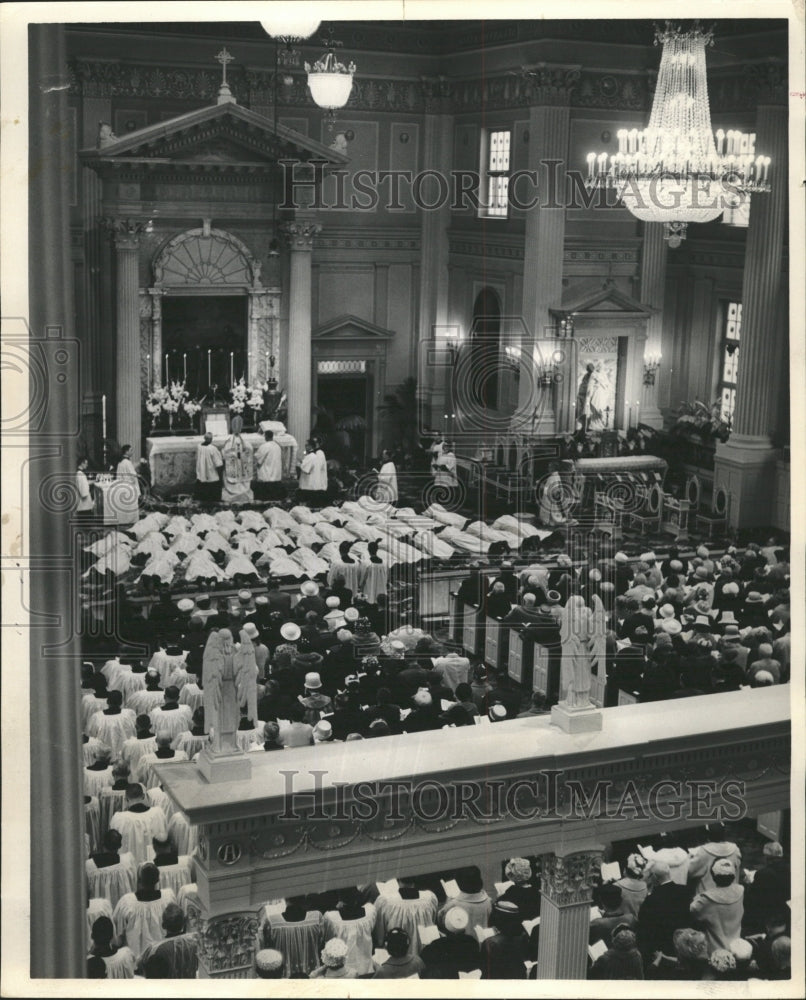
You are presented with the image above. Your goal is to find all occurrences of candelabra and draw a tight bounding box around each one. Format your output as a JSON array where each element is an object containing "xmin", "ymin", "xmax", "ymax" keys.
[{"xmin": 643, "ymin": 354, "xmax": 661, "ymax": 386}]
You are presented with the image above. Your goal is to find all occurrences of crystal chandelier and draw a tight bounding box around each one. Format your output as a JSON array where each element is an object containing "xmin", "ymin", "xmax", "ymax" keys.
[
  {"xmin": 586, "ymin": 22, "xmax": 770, "ymax": 247},
  {"xmin": 305, "ymin": 31, "xmax": 355, "ymax": 129}
]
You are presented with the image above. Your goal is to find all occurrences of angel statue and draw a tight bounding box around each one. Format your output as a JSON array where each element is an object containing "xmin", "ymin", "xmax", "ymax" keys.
[
  {"xmin": 559, "ymin": 595, "xmax": 596, "ymax": 710},
  {"xmin": 202, "ymin": 628, "xmax": 258, "ymax": 756}
]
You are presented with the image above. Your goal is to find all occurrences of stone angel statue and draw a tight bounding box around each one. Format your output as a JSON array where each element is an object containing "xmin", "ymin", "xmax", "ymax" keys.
[
  {"xmin": 233, "ymin": 627, "xmax": 259, "ymax": 728},
  {"xmin": 202, "ymin": 628, "xmax": 256, "ymax": 755},
  {"xmin": 559, "ymin": 596, "xmax": 595, "ymax": 710}
]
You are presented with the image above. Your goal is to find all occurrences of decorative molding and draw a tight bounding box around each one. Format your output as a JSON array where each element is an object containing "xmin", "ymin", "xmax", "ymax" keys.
[
  {"xmin": 449, "ymin": 235, "xmax": 524, "ymax": 261},
  {"xmin": 70, "ymin": 59, "xmax": 242, "ymax": 103},
  {"xmin": 280, "ymin": 220, "xmax": 322, "ymax": 252},
  {"xmin": 317, "ymin": 232, "xmax": 419, "ymax": 253},
  {"xmin": 574, "ymin": 70, "xmax": 652, "ymax": 111},
  {"xmin": 539, "ymin": 851, "xmax": 602, "ymax": 906}
]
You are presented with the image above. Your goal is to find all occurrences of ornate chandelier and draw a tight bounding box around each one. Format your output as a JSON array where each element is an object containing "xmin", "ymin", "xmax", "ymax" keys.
[
  {"xmin": 586, "ymin": 22, "xmax": 770, "ymax": 247},
  {"xmin": 305, "ymin": 32, "xmax": 356, "ymax": 129}
]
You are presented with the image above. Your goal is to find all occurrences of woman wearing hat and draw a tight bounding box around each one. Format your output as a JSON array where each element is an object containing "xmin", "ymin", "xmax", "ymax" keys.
[
  {"xmin": 479, "ymin": 900, "xmax": 529, "ymax": 979},
  {"xmin": 298, "ymin": 672, "xmax": 333, "ymax": 725},
  {"xmin": 689, "ymin": 858, "xmax": 744, "ymax": 955}
]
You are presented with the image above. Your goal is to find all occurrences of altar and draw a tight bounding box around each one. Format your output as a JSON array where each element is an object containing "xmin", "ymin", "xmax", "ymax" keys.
[{"xmin": 146, "ymin": 431, "xmax": 298, "ymax": 493}]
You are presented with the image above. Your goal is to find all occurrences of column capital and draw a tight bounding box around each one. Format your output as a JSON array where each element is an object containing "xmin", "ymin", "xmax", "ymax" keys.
[
  {"xmin": 420, "ymin": 74, "xmax": 453, "ymax": 114},
  {"xmin": 539, "ymin": 848, "xmax": 602, "ymax": 906},
  {"xmin": 280, "ymin": 220, "xmax": 322, "ymax": 252},
  {"xmin": 197, "ymin": 910, "xmax": 260, "ymax": 978},
  {"xmin": 521, "ymin": 65, "xmax": 580, "ymax": 106},
  {"xmin": 103, "ymin": 216, "xmax": 147, "ymax": 250}
]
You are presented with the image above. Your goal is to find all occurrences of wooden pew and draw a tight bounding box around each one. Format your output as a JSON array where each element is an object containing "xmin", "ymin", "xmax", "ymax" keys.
[
  {"xmin": 484, "ymin": 617, "xmax": 510, "ymax": 674},
  {"xmin": 461, "ymin": 603, "xmax": 484, "ymax": 657},
  {"xmin": 507, "ymin": 629, "xmax": 535, "ymax": 689}
]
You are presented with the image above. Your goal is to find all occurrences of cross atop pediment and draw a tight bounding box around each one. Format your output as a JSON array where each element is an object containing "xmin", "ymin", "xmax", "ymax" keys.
[{"xmin": 215, "ymin": 46, "xmax": 236, "ymax": 105}]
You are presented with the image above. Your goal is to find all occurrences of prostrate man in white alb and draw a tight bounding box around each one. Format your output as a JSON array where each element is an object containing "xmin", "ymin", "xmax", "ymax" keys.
[
  {"xmin": 195, "ymin": 432, "xmax": 223, "ymax": 502},
  {"xmin": 254, "ymin": 429, "xmax": 283, "ymax": 500}
]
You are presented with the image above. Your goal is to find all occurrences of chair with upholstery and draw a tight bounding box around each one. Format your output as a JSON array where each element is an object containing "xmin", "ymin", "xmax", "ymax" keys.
[{"xmin": 628, "ymin": 483, "xmax": 664, "ymax": 536}]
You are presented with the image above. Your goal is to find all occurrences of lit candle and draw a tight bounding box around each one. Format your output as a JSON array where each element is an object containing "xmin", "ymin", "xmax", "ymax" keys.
[
  {"xmin": 627, "ymin": 404, "xmax": 632, "ymax": 430},
  {"xmin": 102, "ymin": 393, "xmax": 107, "ymax": 443},
  {"xmin": 146, "ymin": 353, "xmax": 151, "ymax": 388},
  {"xmin": 230, "ymin": 352, "xmax": 234, "ymax": 386},
  {"xmin": 183, "ymin": 352, "xmax": 187, "ymax": 380},
  {"xmin": 636, "ymin": 400, "xmax": 641, "ymax": 426},
  {"xmin": 164, "ymin": 354, "xmax": 169, "ymax": 384},
  {"xmin": 207, "ymin": 349, "xmax": 211, "ymax": 385},
  {"xmin": 586, "ymin": 152, "xmax": 596, "ymax": 182}
]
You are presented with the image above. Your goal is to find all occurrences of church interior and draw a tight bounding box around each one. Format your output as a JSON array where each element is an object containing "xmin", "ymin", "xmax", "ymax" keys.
[{"xmin": 19, "ymin": 9, "xmax": 799, "ymax": 988}]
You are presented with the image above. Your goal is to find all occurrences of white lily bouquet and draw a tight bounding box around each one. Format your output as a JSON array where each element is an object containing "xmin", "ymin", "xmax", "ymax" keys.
[
  {"xmin": 145, "ymin": 386, "xmax": 168, "ymax": 417},
  {"xmin": 229, "ymin": 377, "xmax": 248, "ymax": 414}
]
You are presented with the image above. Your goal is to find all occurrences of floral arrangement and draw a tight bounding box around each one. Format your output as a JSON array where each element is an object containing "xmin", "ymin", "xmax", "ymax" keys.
[
  {"xmin": 229, "ymin": 377, "xmax": 248, "ymax": 414},
  {"xmin": 670, "ymin": 398, "xmax": 731, "ymax": 442},
  {"xmin": 182, "ymin": 397, "xmax": 202, "ymax": 418},
  {"xmin": 145, "ymin": 386, "xmax": 168, "ymax": 417},
  {"xmin": 246, "ymin": 383, "xmax": 264, "ymax": 411},
  {"xmin": 162, "ymin": 380, "xmax": 187, "ymax": 415}
]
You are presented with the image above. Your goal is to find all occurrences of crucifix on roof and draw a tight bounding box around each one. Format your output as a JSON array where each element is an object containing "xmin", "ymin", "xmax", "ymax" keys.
[{"xmin": 215, "ymin": 46, "xmax": 236, "ymax": 105}]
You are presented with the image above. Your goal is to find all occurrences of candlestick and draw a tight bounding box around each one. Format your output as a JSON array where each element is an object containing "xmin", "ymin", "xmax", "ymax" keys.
[
  {"xmin": 146, "ymin": 353, "xmax": 151, "ymax": 389},
  {"xmin": 101, "ymin": 394, "xmax": 107, "ymax": 466},
  {"xmin": 183, "ymin": 352, "xmax": 187, "ymax": 381},
  {"xmin": 164, "ymin": 354, "xmax": 169, "ymax": 384},
  {"xmin": 627, "ymin": 405, "xmax": 632, "ymax": 430},
  {"xmin": 207, "ymin": 349, "xmax": 211, "ymax": 386},
  {"xmin": 230, "ymin": 352, "xmax": 234, "ymax": 387}
]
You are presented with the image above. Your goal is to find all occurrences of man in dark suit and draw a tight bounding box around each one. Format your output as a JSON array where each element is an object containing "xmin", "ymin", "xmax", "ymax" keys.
[{"xmin": 634, "ymin": 859, "xmax": 694, "ymax": 963}]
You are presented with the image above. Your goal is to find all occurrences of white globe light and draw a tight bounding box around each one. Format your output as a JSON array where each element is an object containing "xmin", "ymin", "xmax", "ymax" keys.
[{"xmin": 260, "ymin": 16, "xmax": 321, "ymax": 42}]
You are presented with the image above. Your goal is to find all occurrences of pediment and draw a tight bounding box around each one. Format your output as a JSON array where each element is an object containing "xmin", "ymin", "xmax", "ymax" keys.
[
  {"xmin": 80, "ymin": 101, "xmax": 347, "ymax": 173},
  {"xmin": 312, "ymin": 315, "xmax": 395, "ymax": 341},
  {"xmin": 553, "ymin": 281, "xmax": 653, "ymax": 319}
]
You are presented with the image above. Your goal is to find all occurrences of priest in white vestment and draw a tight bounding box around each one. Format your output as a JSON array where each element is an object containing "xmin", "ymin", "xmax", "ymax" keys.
[
  {"xmin": 374, "ymin": 450, "xmax": 399, "ymax": 504},
  {"xmin": 254, "ymin": 429, "xmax": 283, "ymax": 500},
  {"xmin": 135, "ymin": 903, "xmax": 199, "ymax": 978},
  {"xmin": 220, "ymin": 416, "xmax": 254, "ymax": 504},
  {"xmin": 115, "ymin": 445, "xmax": 141, "ymax": 526},
  {"xmin": 195, "ymin": 432, "xmax": 223, "ymax": 502},
  {"xmin": 110, "ymin": 784, "xmax": 168, "ymax": 865},
  {"xmin": 112, "ymin": 861, "xmax": 176, "ymax": 958},
  {"xmin": 374, "ymin": 877, "xmax": 438, "ymax": 958}
]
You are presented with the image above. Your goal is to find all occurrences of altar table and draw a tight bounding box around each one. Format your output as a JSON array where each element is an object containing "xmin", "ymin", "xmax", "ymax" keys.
[{"xmin": 146, "ymin": 433, "xmax": 298, "ymax": 492}]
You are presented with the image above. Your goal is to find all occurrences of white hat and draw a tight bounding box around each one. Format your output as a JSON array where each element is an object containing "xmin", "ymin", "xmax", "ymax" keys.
[
  {"xmin": 300, "ymin": 581, "xmax": 319, "ymax": 597},
  {"xmin": 255, "ymin": 595, "xmax": 269, "ymax": 606},
  {"xmin": 615, "ymin": 551, "xmax": 628, "ymax": 564},
  {"xmin": 640, "ymin": 551, "xmax": 657, "ymax": 563},
  {"xmin": 313, "ymin": 720, "xmax": 332, "ymax": 742},
  {"xmin": 304, "ymin": 672, "xmax": 322, "ymax": 690},
  {"xmin": 237, "ymin": 589, "xmax": 252, "ymax": 602},
  {"xmin": 696, "ymin": 545, "xmax": 710, "ymax": 558},
  {"xmin": 659, "ymin": 604, "xmax": 675, "ymax": 619},
  {"xmin": 391, "ymin": 640, "xmax": 406, "ymax": 652},
  {"xmin": 242, "ymin": 622, "xmax": 259, "ymax": 640},
  {"xmin": 321, "ymin": 938, "xmax": 348, "ymax": 966},
  {"xmin": 336, "ymin": 628, "xmax": 353, "ymax": 642},
  {"xmin": 280, "ymin": 622, "xmax": 301, "ymax": 642},
  {"xmin": 255, "ymin": 949, "xmax": 283, "ymax": 974},
  {"xmin": 489, "ymin": 704, "xmax": 507, "ymax": 720},
  {"xmin": 413, "ymin": 689, "xmax": 432, "ymax": 707},
  {"xmin": 444, "ymin": 907, "xmax": 469, "ymax": 933},
  {"xmin": 176, "ymin": 598, "xmax": 194, "ymax": 612},
  {"xmin": 344, "ymin": 607, "xmax": 359, "ymax": 622},
  {"xmin": 719, "ymin": 610, "xmax": 739, "ymax": 625},
  {"xmin": 722, "ymin": 582, "xmax": 740, "ymax": 596},
  {"xmin": 326, "ymin": 596, "xmax": 340, "ymax": 609},
  {"xmin": 661, "ymin": 619, "xmax": 682, "ymax": 636}
]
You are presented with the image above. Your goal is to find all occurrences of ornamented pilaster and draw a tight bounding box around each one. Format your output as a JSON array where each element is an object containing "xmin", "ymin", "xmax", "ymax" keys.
[
  {"xmin": 196, "ymin": 911, "xmax": 260, "ymax": 979},
  {"xmin": 519, "ymin": 65, "xmax": 580, "ymax": 106},
  {"xmin": 281, "ymin": 221, "xmax": 321, "ymax": 447},
  {"xmin": 537, "ymin": 848, "xmax": 602, "ymax": 979},
  {"xmin": 420, "ymin": 74, "xmax": 453, "ymax": 114},
  {"xmin": 138, "ymin": 293, "xmax": 152, "ymax": 395},
  {"xmin": 104, "ymin": 217, "xmax": 146, "ymax": 459}
]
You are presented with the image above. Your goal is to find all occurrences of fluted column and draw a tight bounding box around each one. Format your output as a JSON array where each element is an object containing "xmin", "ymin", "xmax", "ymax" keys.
[
  {"xmin": 28, "ymin": 23, "xmax": 86, "ymax": 978},
  {"xmin": 537, "ymin": 847, "xmax": 602, "ymax": 979},
  {"xmin": 519, "ymin": 68, "xmax": 579, "ymax": 434},
  {"xmin": 281, "ymin": 219, "xmax": 320, "ymax": 449},
  {"xmin": 105, "ymin": 218, "xmax": 145, "ymax": 460},
  {"xmin": 418, "ymin": 78, "xmax": 454, "ymax": 432},
  {"xmin": 639, "ymin": 223, "xmax": 667, "ymax": 427},
  {"xmin": 714, "ymin": 86, "xmax": 787, "ymax": 528}
]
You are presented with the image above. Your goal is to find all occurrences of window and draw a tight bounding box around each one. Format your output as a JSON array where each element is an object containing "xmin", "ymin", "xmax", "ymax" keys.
[
  {"xmin": 718, "ymin": 301, "xmax": 742, "ymax": 424},
  {"xmin": 480, "ymin": 129, "xmax": 511, "ymax": 218}
]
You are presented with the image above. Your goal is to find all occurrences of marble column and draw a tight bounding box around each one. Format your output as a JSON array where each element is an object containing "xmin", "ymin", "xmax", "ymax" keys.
[
  {"xmin": 281, "ymin": 219, "xmax": 321, "ymax": 449},
  {"xmin": 28, "ymin": 23, "xmax": 86, "ymax": 978},
  {"xmin": 639, "ymin": 223, "xmax": 667, "ymax": 427},
  {"xmin": 715, "ymin": 91, "xmax": 787, "ymax": 528},
  {"xmin": 105, "ymin": 218, "xmax": 146, "ymax": 460},
  {"xmin": 537, "ymin": 847, "xmax": 602, "ymax": 979},
  {"xmin": 519, "ymin": 68, "xmax": 579, "ymax": 434},
  {"xmin": 418, "ymin": 79, "xmax": 454, "ymax": 432}
]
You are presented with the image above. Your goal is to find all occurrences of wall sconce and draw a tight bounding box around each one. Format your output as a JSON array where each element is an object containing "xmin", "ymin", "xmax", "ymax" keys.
[
  {"xmin": 643, "ymin": 353, "xmax": 661, "ymax": 386},
  {"xmin": 557, "ymin": 313, "xmax": 575, "ymax": 337}
]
